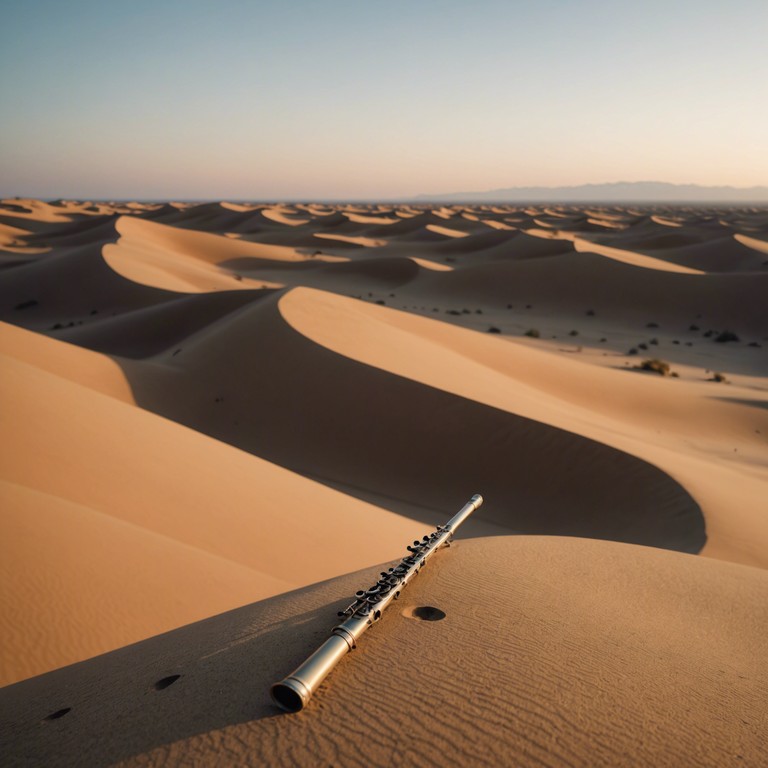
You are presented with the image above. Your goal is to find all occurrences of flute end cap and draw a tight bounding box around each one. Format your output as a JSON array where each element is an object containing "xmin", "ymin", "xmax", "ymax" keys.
[
  {"xmin": 471, "ymin": 493, "xmax": 483, "ymax": 507},
  {"xmin": 271, "ymin": 678, "xmax": 310, "ymax": 713}
]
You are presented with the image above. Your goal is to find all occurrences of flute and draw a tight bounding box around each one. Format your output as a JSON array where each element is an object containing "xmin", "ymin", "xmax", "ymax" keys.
[{"xmin": 270, "ymin": 494, "xmax": 483, "ymax": 712}]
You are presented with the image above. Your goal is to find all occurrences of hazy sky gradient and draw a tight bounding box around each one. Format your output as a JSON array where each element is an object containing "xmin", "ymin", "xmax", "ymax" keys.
[{"xmin": 1, "ymin": 0, "xmax": 766, "ymax": 199}]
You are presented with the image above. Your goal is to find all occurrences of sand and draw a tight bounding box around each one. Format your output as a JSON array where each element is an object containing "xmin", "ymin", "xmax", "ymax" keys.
[
  {"xmin": 2, "ymin": 537, "xmax": 766, "ymax": 766},
  {"xmin": 1, "ymin": 198, "xmax": 767, "ymax": 765}
]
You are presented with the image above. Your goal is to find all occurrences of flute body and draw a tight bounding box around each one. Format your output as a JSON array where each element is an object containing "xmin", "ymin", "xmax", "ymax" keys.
[{"xmin": 270, "ymin": 494, "xmax": 483, "ymax": 712}]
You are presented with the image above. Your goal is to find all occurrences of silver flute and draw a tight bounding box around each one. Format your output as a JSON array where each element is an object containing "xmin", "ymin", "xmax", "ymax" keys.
[{"xmin": 270, "ymin": 494, "xmax": 483, "ymax": 712}]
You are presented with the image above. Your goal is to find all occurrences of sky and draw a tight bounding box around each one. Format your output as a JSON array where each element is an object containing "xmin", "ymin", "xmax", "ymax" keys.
[{"xmin": 1, "ymin": 0, "xmax": 766, "ymax": 199}]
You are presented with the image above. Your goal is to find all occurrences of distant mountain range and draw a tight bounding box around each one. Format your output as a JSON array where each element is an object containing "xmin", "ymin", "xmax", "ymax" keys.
[{"xmin": 413, "ymin": 182, "xmax": 768, "ymax": 203}]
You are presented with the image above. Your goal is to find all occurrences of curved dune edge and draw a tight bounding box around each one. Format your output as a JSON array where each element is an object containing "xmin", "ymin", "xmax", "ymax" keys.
[
  {"xmin": 571, "ymin": 234, "xmax": 705, "ymax": 273},
  {"xmin": 276, "ymin": 287, "xmax": 760, "ymax": 447},
  {"xmin": 1, "ymin": 536, "xmax": 766, "ymax": 767},
  {"xmin": 275, "ymin": 288, "xmax": 768, "ymax": 566},
  {"xmin": 104, "ymin": 288, "xmax": 705, "ymax": 554},
  {"xmin": 313, "ymin": 232, "xmax": 388, "ymax": 247},
  {"xmin": 735, "ymin": 232, "xmax": 768, "ymax": 254},
  {"xmin": 409, "ymin": 255, "xmax": 454, "ymax": 271},
  {"xmin": 260, "ymin": 207, "xmax": 310, "ymax": 226},
  {"xmin": 102, "ymin": 216, "xmax": 318, "ymax": 293},
  {"xmin": 425, "ymin": 223, "xmax": 469, "ymax": 238}
]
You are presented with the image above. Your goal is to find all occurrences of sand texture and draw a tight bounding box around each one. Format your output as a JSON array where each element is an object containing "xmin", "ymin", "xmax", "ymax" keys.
[
  {"xmin": 1, "ymin": 537, "xmax": 767, "ymax": 767},
  {"xmin": 1, "ymin": 199, "xmax": 767, "ymax": 764}
]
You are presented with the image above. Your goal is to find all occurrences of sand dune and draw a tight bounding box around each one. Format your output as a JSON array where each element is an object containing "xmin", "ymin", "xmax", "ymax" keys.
[
  {"xmin": 584, "ymin": 228, "xmax": 768, "ymax": 273},
  {"xmin": 571, "ymin": 235, "xmax": 705, "ymax": 273},
  {"xmin": 411, "ymin": 249, "xmax": 768, "ymax": 333},
  {"xmin": 0, "ymin": 322, "xmax": 426, "ymax": 685},
  {"xmin": 313, "ymin": 232, "xmax": 389, "ymax": 247},
  {"xmin": 1, "ymin": 200, "xmax": 767, "ymax": 763},
  {"xmin": 735, "ymin": 232, "xmax": 768, "ymax": 254},
  {"xmin": 0, "ymin": 241, "xmax": 180, "ymax": 333},
  {"xmin": 55, "ymin": 289, "xmax": 270, "ymax": 358},
  {"xmin": 76, "ymin": 288, "xmax": 702, "ymax": 554},
  {"xmin": 2, "ymin": 536, "xmax": 766, "ymax": 767},
  {"xmin": 260, "ymin": 206, "xmax": 310, "ymax": 227}
]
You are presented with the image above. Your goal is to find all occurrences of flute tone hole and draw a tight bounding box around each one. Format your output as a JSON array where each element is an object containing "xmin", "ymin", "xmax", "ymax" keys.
[{"xmin": 403, "ymin": 606, "xmax": 446, "ymax": 622}]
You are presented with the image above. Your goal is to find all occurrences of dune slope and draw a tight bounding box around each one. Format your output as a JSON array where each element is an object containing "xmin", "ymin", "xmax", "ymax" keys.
[
  {"xmin": 0, "ymin": 322, "xmax": 425, "ymax": 685},
  {"xmin": 1, "ymin": 536, "xmax": 766, "ymax": 767},
  {"xmin": 99, "ymin": 289, "xmax": 707, "ymax": 553}
]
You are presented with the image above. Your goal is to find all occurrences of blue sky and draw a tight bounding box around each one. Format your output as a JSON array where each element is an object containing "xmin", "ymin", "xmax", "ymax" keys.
[{"xmin": 1, "ymin": 0, "xmax": 766, "ymax": 199}]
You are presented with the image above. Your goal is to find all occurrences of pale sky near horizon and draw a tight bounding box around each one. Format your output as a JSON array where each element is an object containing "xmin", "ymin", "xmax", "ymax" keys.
[{"xmin": 1, "ymin": 0, "xmax": 766, "ymax": 199}]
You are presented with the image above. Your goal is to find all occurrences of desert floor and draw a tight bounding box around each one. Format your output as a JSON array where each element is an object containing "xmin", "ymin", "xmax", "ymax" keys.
[{"xmin": 1, "ymin": 199, "xmax": 766, "ymax": 765}]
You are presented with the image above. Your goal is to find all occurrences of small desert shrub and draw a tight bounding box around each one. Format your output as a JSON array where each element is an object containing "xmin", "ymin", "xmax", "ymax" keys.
[
  {"xmin": 748, "ymin": 341, "xmax": 762, "ymax": 348},
  {"xmin": 524, "ymin": 328, "xmax": 540, "ymax": 338},
  {"xmin": 689, "ymin": 324, "xmax": 699, "ymax": 331},
  {"xmin": 709, "ymin": 372, "xmax": 728, "ymax": 383},
  {"xmin": 569, "ymin": 330, "xmax": 579, "ymax": 337},
  {"xmin": 635, "ymin": 358, "xmax": 671, "ymax": 376},
  {"xmin": 487, "ymin": 326, "xmax": 501, "ymax": 334},
  {"xmin": 646, "ymin": 322, "xmax": 659, "ymax": 328},
  {"xmin": 638, "ymin": 343, "xmax": 648, "ymax": 350},
  {"xmin": 628, "ymin": 347, "xmax": 638, "ymax": 355},
  {"xmin": 715, "ymin": 330, "xmax": 740, "ymax": 343},
  {"xmin": 586, "ymin": 309, "xmax": 595, "ymax": 316}
]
